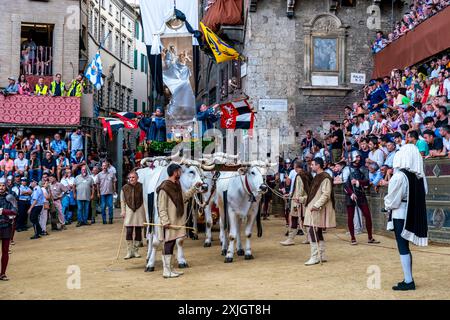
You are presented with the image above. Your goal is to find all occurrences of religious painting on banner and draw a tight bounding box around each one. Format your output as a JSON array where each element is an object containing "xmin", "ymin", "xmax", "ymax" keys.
[{"xmin": 161, "ymin": 35, "xmax": 196, "ymax": 139}]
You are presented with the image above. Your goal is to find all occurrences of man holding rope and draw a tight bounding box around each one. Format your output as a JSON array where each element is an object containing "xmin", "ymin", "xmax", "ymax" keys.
[
  {"xmin": 303, "ymin": 158, "xmax": 336, "ymax": 266},
  {"xmin": 120, "ymin": 171, "xmax": 146, "ymax": 260},
  {"xmin": 156, "ymin": 164, "xmax": 202, "ymax": 279},
  {"xmin": 280, "ymin": 160, "xmax": 311, "ymax": 246}
]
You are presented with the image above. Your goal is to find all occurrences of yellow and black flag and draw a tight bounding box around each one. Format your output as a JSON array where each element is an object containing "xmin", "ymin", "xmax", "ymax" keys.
[{"xmin": 200, "ymin": 22, "xmax": 240, "ymax": 64}]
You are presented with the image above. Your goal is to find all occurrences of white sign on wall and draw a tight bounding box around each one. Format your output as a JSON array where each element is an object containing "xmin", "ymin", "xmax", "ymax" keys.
[
  {"xmin": 241, "ymin": 62, "xmax": 247, "ymax": 78},
  {"xmin": 311, "ymin": 75, "xmax": 339, "ymax": 86},
  {"xmin": 258, "ymin": 99, "xmax": 288, "ymax": 112},
  {"xmin": 350, "ymin": 73, "xmax": 366, "ymax": 84}
]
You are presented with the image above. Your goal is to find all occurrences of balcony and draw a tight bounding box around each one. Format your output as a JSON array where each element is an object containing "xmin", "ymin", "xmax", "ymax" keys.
[
  {"xmin": 0, "ymin": 95, "xmax": 81, "ymax": 128},
  {"xmin": 372, "ymin": 6, "xmax": 450, "ymax": 78}
]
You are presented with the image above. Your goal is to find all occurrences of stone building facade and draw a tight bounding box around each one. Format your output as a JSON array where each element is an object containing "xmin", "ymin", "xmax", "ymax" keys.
[
  {"xmin": 0, "ymin": 0, "xmax": 79, "ymax": 88},
  {"xmin": 197, "ymin": 0, "xmax": 406, "ymax": 159},
  {"xmin": 241, "ymin": 0, "xmax": 405, "ymax": 157}
]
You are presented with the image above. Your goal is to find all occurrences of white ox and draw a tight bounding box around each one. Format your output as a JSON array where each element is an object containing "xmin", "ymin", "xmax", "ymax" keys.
[
  {"xmin": 197, "ymin": 155, "xmax": 272, "ymax": 262},
  {"xmin": 137, "ymin": 158, "xmax": 208, "ymax": 272},
  {"xmin": 217, "ymin": 164, "xmax": 269, "ymax": 262}
]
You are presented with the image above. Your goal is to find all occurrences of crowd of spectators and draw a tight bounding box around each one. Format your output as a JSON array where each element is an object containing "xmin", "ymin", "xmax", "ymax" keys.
[
  {"xmin": 372, "ymin": 0, "xmax": 450, "ymax": 53},
  {"xmin": 0, "ymin": 127, "xmax": 120, "ymax": 241},
  {"xmin": 278, "ymin": 58, "xmax": 449, "ymax": 194},
  {"xmin": 1, "ymin": 73, "xmax": 85, "ymax": 97}
]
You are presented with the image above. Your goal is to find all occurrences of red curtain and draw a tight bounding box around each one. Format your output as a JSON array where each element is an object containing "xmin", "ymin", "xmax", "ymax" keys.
[{"xmin": 202, "ymin": 0, "xmax": 243, "ymax": 32}]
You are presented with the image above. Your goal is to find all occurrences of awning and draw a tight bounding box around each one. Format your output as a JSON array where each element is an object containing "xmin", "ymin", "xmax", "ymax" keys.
[
  {"xmin": 372, "ymin": 6, "xmax": 450, "ymax": 78},
  {"xmin": 0, "ymin": 95, "xmax": 81, "ymax": 127}
]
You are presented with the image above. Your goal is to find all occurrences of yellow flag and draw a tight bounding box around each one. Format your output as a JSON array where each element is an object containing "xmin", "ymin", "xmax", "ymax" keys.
[{"xmin": 200, "ymin": 22, "xmax": 240, "ymax": 63}]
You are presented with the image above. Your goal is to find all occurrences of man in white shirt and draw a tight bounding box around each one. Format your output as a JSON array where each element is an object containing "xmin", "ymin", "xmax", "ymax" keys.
[
  {"xmin": 14, "ymin": 151, "xmax": 29, "ymax": 177},
  {"xmin": 444, "ymin": 70, "xmax": 450, "ymax": 101},
  {"xmin": 357, "ymin": 114, "xmax": 370, "ymax": 135},
  {"xmin": 25, "ymin": 135, "xmax": 41, "ymax": 156},
  {"xmin": 366, "ymin": 137, "xmax": 384, "ymax": 168},
  {"xmin": 60, "ymin": 168, "xmax": 75, "ymax": 224},
  {"xmin": 106, "ymin": 159, "xmax": 117, "ymax": 175}
]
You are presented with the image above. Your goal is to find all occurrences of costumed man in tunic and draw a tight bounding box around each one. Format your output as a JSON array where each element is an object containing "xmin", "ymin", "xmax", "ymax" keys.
[
  {"xmin": 156, "ymin": 164, "xmax": 202, "ymax": 278},
  {"xmin": 120, "ymin": 171, "xmax": 146, "ymax": 259},
  {"xmin": 280, "ymin": 160, "xmax": 311, "ymax": 246},
  {"xmin": 0, "ymin": 178, "xmax": 17, "ymax": 281},
  {"xmin": 303, "ymin": 158, "xmax": 336, "ymax": 265},
  {"xmin": 342, "ymin": 151, "xmax": 380, "ymax": 245},
  {"xmin": 384, "ymin": 144, "xmax": 428, "ymax": 291}
]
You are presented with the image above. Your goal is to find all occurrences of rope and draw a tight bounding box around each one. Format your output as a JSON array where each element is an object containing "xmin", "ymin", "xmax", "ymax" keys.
[{"xmin": 332, "ymin": 233, "xmax": 450, "ymax": 257}]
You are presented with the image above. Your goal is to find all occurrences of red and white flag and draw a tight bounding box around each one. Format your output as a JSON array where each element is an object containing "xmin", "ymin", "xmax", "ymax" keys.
[
  {"xmin": 112, "ymin": 112, "xmax": 142, "ymax": 129},
  {"xmin": 220, "ymin": 99, "xmax": 254, "ymax": 130}
]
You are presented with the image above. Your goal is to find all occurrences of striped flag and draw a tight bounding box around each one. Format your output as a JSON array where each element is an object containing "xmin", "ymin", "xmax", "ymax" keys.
[
  {"xmin": 100, "ymin": 117, "xmax": 124, "ymax": 141},
  {"xmin": 113, "ymin": 112, "xmax": 143, "ymax": 119},
  {"xmin": 220, "ymin": 99, "xmax": 254, "ymax": 130},
  {"xmin": 112, "ymin": 112, "xmax": 142, "ymax": 129},
  {"xmin": 85, "ymin": 51, "xmax": 104, "ymax": 90}
]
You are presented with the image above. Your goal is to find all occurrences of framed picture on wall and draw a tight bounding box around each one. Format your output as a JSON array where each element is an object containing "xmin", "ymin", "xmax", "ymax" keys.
[{"xmin": 312, "ymin": 37, "xmax": 338, "ymax": 72}]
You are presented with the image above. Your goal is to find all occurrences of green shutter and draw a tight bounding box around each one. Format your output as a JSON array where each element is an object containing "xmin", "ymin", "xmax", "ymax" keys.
[
  {"xmin": 142, "ymin": 102, "xmax": 146, "ymax": 113},
  {"xmin": 134, "ymin": 49, "xmax": 138, "ymax": 69},
  {"xmin": 134, "ymin": 99, "xmax": 138, "ymax": 112},
  {"xmin": 141, "ymin": 54, "xmax": 145, "ymax": 72},
  {"xmin": 135, "ymin": 21, "xmax": 139, "ymax": 39},
  {"xmin": 144, "ymin": 56, "xmax": 148, "ymax": 74}
]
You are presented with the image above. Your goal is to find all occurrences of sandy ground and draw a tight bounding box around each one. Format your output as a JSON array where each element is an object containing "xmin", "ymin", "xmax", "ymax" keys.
[{"xmin": 1, "ymin": 213, "xmax": 450, "ymax": 300}]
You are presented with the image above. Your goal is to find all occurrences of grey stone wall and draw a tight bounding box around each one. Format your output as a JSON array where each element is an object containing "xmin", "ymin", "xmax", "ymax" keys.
[{"xmin": 242, "ymin": 0, "xmax": 404, "ymax": 156}]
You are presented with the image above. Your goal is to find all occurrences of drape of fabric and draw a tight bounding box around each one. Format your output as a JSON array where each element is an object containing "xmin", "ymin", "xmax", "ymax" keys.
[
  {"xmin": 122, "ymin": 182, "xmax": 143, "ymax": 212},
  {"xmin": 156, "ymin": 180, "xmax": 184, "ymax": 218},
  {"xmin": 202, "ymin": 0, "xmax": 243, "ymax": 32},
  {"xmin": 400, "ymin": 169, "xmax": 428, "ymax": 246},
  {"xmin": 141, "ymin": 0, "xmax": 199, "ymax": 53},
  {"xmin": 146, "ymin": 47, "xmax": 164, "ymax": 96},
  {"xmin": 297, "ymin": 172, "xmax": 312, "ymax": 195},
  {"xmin": 392, "ymin": 144, "xmax": 425, "ymax": 179},
  {"xmin": 306, "ymin": 172, "xmax": 335, "ymax": 209}
]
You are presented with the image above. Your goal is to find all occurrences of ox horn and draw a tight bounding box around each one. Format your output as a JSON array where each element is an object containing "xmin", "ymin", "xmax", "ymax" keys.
[
  {"xmin": 201, "ymin": 163, "xmax": 216, "ymax": 171},
  {"xmin": 165, "ymin": 150, "xmax": 181, "ymax": 161},
  {"xmin": 140, "ymin": 157, "xmax": 152, "ymax": 167}
]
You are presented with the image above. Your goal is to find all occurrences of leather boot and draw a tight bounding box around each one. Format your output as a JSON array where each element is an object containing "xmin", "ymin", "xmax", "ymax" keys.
[
  {"xmin": 124, "ymin": 241, "xmax": 133, "ymax": 259},
  {"xmin": 280, "ymin": 228, "xmax": 296, "ymax": 246},
  {"xmin": 171, "ymin": 260, "xmax": 184, "ymax": 276},
  {"xmin": 162, "ymin": 255, "xmax": 179, "ymax": 278},
  {"xmin": 304, "ymin": 242, "xmax": 320, "ymax": 266},
  {"xmin": 319, "ymin": 241, "xmax": 327, "ymax": 262},
  {"xmin": 132, "ymin": 241, "xmax": 141, "ymax": 258}
]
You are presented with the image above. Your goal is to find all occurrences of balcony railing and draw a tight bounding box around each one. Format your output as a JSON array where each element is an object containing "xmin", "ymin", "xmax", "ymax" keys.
[
  {"xmin": 20, "ymin": 45, "xmax": 53, "ymax": 76},
  {"xmin": 372, "ymin": 6, "xmax": 450, "ymax": 78},
  {"xmin": 0, "ymin": 95, "xmax": 80, "ymax": 127}
]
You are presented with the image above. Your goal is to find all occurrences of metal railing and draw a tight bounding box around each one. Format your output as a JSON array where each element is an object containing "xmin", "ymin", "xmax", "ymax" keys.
[{"xmin": 20, "ymin": 45, "xmax": 53, "ymax": 76}]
